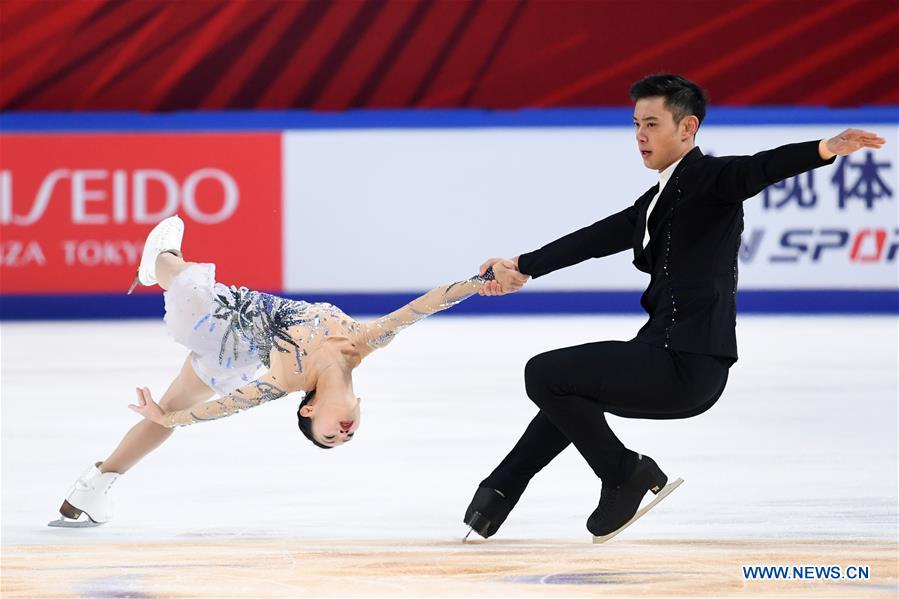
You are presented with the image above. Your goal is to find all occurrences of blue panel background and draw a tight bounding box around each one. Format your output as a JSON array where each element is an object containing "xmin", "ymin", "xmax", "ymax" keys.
[
  {"xmin": 1, "ymin": 107, "xmax": 897, "ymax": 131},
  {"xmin": 1, "ymin": 290, "xmax": 896, "ymax": 321}
]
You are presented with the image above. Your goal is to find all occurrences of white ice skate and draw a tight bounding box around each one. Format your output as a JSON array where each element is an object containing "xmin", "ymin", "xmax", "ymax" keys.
[
  {"xmin": 48, "ymin": 462, "xmax": 120, "ymax": 528},
  {"xmin": 127, "ymin": 214, "xmax": 184, "ymax": 294}
]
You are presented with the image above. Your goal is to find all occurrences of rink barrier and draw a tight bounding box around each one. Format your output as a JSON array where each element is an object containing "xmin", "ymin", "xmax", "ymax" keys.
[
  {"xmin": 2, "ymin": 107, "xmax": 896, "ymax": 318},
  {"xmin": 1, "ymin": 290, "xmax": 896, "ymax": 321}
]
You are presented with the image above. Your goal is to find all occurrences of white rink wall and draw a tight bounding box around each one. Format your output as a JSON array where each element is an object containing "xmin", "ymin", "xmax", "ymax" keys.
[{"xmin": 283, "ymin": 124, "xmax": 899, "ymax": 293}]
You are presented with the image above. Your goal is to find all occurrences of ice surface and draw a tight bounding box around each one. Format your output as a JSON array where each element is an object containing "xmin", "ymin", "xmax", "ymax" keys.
[{"xmin": 2, "ymin": 315, "xmax": 896, "ymax": 545}]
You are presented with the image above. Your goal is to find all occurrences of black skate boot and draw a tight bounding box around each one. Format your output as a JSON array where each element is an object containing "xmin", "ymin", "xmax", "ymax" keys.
[
  {"xmin": 463, "ymin": 487, "xmax": 517, "ymax": 539},
  {"xmin": 586, "ymin": 453, "xmax": 670, "ymax": 539}
]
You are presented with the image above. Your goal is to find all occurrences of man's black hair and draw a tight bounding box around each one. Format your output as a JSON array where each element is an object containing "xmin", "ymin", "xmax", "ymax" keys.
[
  {"xmin": 629, "ymin": 73, "xmax": 708, "ymax": 129},
  {"xmin": 297, "ymin": 389, "xmax": 333, "ymax": 450}
]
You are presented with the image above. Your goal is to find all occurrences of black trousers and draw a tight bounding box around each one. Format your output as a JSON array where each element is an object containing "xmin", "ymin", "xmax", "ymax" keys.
[{"xmin": 482, "ymin": 340, "xmax": 731, "ymax": 499}]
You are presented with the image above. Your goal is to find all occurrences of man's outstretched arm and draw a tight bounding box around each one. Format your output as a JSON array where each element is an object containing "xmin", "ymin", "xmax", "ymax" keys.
[
  {"xmin": 714, "ymin": 128, "xmax": 886, "ymax": 203},
  {"xmin": 479, "ymin": 201, "xmax": 641, "ymax": 295},
  {"xmin": 518, "ymin": 203, "xmax": 640, "ymax": 279}
]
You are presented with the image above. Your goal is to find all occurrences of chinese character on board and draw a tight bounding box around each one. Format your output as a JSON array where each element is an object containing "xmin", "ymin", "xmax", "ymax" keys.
[
  {"xmin": 832, "ymin": 151, "xmax": 893, "ymax": 210},
  {"xmin": 762, "ymin": 172, "xmax": 818, "ymax": 210}
]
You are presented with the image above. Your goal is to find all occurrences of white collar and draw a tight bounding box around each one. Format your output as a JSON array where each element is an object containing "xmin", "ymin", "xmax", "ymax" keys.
[{"xmin": 658, "ymin": 155, "xmax": 684, "ymax": 190}]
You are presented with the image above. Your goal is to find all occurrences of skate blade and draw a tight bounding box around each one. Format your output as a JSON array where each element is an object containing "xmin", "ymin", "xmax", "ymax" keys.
[
  {"xmin": 126, "ymin": 273, "xmax": 139, "ymax": 295},
  {"xmin": 48, "ymin": 515, "xmax": 102, "ymax": 528},
  {"xmin": 461, "ymin": 526, "xmax": 486, "ymax": 544},
  {"xmin": 592, "ymin": 477, "xmax": 684, "ymax": 544}
]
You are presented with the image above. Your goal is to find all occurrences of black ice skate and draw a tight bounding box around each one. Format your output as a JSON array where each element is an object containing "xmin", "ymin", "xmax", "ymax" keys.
[
  {"xmin": 587, "ymin": 454, "xmax": 684, "ymax": 544},
  {"xmin": 462, "ymin": 487, "xmax": 516, "ymax": 541}
]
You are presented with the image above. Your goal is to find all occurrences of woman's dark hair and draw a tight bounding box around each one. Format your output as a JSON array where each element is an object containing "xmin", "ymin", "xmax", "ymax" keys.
[
  {"xmin": 629, "ymin": 73, "xmax": 708, "ymax": 129},
  {"xmin": 297, "ymin": 389, "xmax": 332, "ymax": 450}
]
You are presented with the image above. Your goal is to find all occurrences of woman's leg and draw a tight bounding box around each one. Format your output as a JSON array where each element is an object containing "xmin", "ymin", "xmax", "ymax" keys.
[
  {"xmin": 100, "ymin": 354, "xmax": 213, "ymax": 474},
  {"xmin": 155, "ymin": 252, "xmax": 195, "ymax": 291}
]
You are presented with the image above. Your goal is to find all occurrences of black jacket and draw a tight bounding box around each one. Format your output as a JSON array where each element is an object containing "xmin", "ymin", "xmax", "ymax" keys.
[{"xmin": 517, "ymin": 140, "xmax": 836, "ymax": 362}]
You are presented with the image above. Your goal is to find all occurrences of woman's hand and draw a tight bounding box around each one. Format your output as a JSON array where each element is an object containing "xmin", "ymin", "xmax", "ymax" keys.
[{"xmin": 128, "ymin": 386, "xmax": 169, "ymax": 427}]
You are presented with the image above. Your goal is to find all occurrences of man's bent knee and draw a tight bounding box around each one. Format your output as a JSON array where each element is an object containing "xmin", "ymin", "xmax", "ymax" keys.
[{"xmin": 524, "ymin": 353, "xmax": 558, "ymax": 404}]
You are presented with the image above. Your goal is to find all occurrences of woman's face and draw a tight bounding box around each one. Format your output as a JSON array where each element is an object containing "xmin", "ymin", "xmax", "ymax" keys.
[{"xmin": 301, "ymin": 391, "xmax": 361, "ymax": 447}]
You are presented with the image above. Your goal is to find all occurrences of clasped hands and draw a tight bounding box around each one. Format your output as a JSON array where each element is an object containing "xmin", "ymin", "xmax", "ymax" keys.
[{"xmin": 478, "ymin": 256, "xmax": 530, "ymax": 296}]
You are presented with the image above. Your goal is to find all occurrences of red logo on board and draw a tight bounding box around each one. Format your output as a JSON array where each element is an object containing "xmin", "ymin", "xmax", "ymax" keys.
[{"xmin": 0, "ymin": 133, "xmax": 282, "ymax": 293}]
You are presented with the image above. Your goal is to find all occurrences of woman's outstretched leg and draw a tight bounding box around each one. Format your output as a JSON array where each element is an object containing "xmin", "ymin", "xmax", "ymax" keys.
[
  {"xmin": 155, "ymin": 252, "xmax": 195, "ymax": 291},
  {"xmin": 100, "ymin": 353, "xmax": 213, "ymax": 474},
  {"xmin": 101, "ymin": 251, "xmax": 205, "ymax": 475},
  {"xmin": 52, "ymin": 354, "xmax": 213, "ymax": 526}
]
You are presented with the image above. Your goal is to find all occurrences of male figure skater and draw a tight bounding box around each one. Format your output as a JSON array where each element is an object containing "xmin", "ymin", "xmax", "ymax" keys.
[{"xmin": 464, "ymin": 73, "xmax": 886, "ymax": 542}]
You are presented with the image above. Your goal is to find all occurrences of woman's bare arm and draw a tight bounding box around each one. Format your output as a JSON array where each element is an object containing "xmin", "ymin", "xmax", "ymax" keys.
[
  {"xmin": 129, "ymin": 371, "xmax": 290, "ymax": 428},
  {"xmin": 362, "ymin": 268, "xmax": 495, "ymax": 350}
]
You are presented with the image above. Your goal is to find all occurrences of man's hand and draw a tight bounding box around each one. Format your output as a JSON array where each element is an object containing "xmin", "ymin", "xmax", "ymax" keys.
[
  {"xmin": 128, "ymin": 386, "xmax": 169, "ymax": 427},
  {"xmin": 820, "ymin": 128, "xmax": 886, "ymax": 160},
  {"xmin": 479, "ymin": 256, "xmax": 529, "ymax": 296}
]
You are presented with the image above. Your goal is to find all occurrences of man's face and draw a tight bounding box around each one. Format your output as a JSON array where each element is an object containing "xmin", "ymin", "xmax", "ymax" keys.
[{"xmin": 633, "ymin": 96, "xmax": 696, "ymax": 171}]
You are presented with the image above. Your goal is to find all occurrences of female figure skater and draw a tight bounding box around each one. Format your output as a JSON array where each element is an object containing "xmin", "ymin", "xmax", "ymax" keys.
[{"xmin": 50, "ymin": 216, "xmax": 498, "ymax": 527}]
